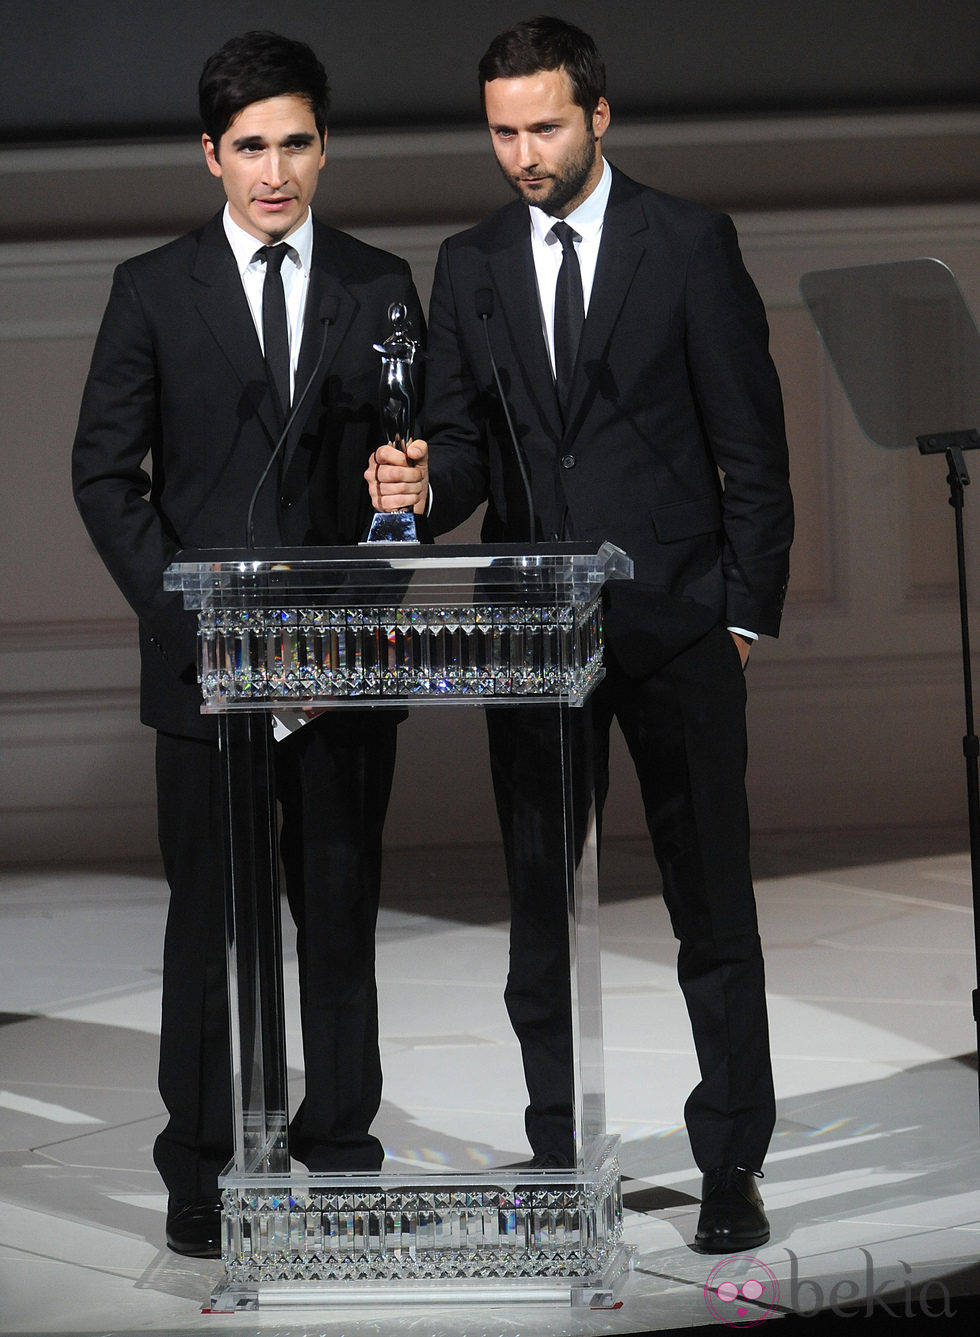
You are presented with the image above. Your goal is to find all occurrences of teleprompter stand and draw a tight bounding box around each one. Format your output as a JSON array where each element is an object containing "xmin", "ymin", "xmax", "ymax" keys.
[
  {"xmin": 801, "ymin": 259, "xmax": 980, "ymax": 1125},
  {"xmin": 917, "ymin": 429, "xmax": 980, "ymax": 1066},
  {"xmin": 164, "ymin": 541, "xmax": 633, "ymax": 1311}
]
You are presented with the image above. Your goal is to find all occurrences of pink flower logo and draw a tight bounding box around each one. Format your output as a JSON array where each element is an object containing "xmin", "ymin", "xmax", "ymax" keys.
[{"xmin": 703, "ymin": 1255, "xmax": 780, "ymax": 1327}]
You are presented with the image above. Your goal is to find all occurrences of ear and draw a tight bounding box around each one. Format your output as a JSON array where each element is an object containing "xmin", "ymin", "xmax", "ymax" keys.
[
  {"xmin": 202, "ymin": 134, "xmax": 222, "ymax": 179},
  {"xmin": 318, "ymin": 125, "xmax": 328, "ymax": 169},
  {"xmin": 592, "ymin": 96, "xmax": 610, "ymax": 143}
]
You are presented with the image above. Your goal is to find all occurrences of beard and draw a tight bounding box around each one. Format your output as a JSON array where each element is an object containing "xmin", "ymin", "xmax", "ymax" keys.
[{"xmin": 501, "ymin": 133, "xmax": 598, "ymax": 216}]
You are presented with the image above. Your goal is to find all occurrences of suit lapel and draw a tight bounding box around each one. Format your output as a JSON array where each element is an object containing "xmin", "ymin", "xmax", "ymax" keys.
[
  {"xmin": 190, "ymin": 216, "xmax": 282, "ymax": 445},
  {"xmin": 281, "ymin": 240, "xmax": 355, "ymax": 472},
  {"xmin": 563, "ymin": 172, "xmax": 648, "ymax": 439},
  {"xmin": 190, "ymin": 216, "xmax": 358, "ymax": 465},
  {"xmin": 485, "ymin": 206, "xmax": 564, "ymax": 441},
  {"xmin": 484, "ymin": 177, "xmax": 650, "ymax": 445}
]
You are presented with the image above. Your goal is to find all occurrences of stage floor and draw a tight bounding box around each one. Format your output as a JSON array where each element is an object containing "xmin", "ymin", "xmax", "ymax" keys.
[{"xmin": 2, "ymin": 829, "xmax": 978, "ymax": 1334}]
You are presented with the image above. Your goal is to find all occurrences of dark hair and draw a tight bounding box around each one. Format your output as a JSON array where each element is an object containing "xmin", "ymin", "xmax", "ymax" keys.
[
  {"xmin": 199, "ymin": 30, "xmax": 330, "ymax": 148},
  {"xmin": 478, "ymin": 15, "xmax": 605, "ymax": 115}
]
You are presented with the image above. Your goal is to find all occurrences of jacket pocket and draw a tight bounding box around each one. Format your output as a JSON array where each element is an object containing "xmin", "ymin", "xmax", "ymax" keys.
[{"xmin": 650, "ymin": 494, "xmax": 720, "ymax": 543}]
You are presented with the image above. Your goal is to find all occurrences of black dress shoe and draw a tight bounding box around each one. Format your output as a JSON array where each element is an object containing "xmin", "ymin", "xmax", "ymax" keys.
[
  {"xmin": 527, "ymin": 1152, "xmax": 574, "ymax": 1171},
  {"xmin": 694, "ymin": 1166, "xmax": 769, "ymax": 1253},
  {"xmin": 165, "ymin": 1196, "xmax": 222, "ymax": 1259}
]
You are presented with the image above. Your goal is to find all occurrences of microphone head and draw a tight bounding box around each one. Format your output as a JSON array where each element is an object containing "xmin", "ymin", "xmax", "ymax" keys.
[
  {"xmin": 475, "ymin": 287, "xmax": 494, "ymax": 319},
  {"xmin": 321, "ymin": 294, "xmax": 340, "ymax": 324}
]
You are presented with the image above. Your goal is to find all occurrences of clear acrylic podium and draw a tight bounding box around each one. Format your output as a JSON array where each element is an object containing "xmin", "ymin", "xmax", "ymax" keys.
[{"xmin": 164, "ymin": 540, "xmax": 633, "ymax": 1311}]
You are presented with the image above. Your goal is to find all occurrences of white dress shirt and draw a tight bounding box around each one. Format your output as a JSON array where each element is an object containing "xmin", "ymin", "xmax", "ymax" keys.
[
  {"xmin": 528, "ymin": 158, "xmax": 612, "ymax": 379},
  {"xmin": 221, "ymin": 204, "xmax": 314, "ymax": 402}
]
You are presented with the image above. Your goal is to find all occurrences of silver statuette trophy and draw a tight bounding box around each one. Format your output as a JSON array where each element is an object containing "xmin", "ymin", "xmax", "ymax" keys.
[{"xmin": 365, "ymin": 301, "xmax": 423, "ymax": 543}]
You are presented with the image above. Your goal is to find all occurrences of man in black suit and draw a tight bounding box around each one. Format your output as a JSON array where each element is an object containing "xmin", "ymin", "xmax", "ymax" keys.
[
  {"xmin": 73, "ymin": 31, "xmax": 423, "ymax": 1258},
  {"xmin": 367, "ymin": 17, "xmax": 792, "ymax": 1253}
]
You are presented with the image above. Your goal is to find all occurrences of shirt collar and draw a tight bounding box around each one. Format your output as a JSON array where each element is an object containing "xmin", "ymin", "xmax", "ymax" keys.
[
  {"xmin": 529, "ymin": 158, "xmax": 612, "ymax": 246},
  {"xmin": 221, "ymin": 203, "xmax": 315, "ymax": 274}
]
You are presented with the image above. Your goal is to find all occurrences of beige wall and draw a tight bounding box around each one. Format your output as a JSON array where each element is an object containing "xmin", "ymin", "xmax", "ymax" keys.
[{"xmin": 3, "ymin": 115, "xmax": 980, "ymax": 864}]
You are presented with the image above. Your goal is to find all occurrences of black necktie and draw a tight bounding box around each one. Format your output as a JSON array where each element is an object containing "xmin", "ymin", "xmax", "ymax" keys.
[
  {"xmin": 551, "ymin": 221, "xmax": 584, "ymax": 411},
  {"xmin": 259, "ymin": 244, "xmax": 291, "ymax": 419}
]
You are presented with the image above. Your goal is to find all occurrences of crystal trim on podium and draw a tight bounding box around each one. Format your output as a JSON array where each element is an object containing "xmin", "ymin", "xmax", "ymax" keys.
[
  {"xmin": 164, "ymin": 542, "xmax": 634, "ymax": 1311},
  {"xmin": 166, "ymin": 541, "xmax": 629, "ymax": 710},
  {"xmin": 193, "ymin": 596, "xmax": 602, "ymax": 704},
  {"xmin": 215, "ymin": 1135, "xmax": 626, "ymax": 1310}
]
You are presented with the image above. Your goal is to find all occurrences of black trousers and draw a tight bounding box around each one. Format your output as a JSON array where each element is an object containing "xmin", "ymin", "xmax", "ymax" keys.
[
  {"xmin": 487, "ymin": 623, "xmax": 775, "ymax": 1172},
  {"xmin": 152, "ymin": 711, "xmax": 398, "ymax": 1202}
]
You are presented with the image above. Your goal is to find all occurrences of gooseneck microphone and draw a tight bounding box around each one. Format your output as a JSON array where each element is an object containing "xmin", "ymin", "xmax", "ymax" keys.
[
  {"xmin": 245, "ymin": 296, "xmax": 339, "ymax": 550},
  {"xmin": 475, "ymin": 287, "xmax": 536, "ymax": 545}
]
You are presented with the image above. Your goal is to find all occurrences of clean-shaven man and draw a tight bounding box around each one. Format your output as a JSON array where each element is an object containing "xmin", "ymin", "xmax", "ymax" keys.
[{"xmin": 74, "ymin": 30, "xmax": 423, "ymax": 1258}]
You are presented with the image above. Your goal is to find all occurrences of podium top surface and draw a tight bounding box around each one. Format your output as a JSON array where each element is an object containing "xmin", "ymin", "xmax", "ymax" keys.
[{"xmin": 165, "ymin": 540, "xmax": 633, "ymax": 610}]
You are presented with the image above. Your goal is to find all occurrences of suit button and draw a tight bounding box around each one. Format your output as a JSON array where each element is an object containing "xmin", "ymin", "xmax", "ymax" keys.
[
  {"xmin": 280, "ymin": 495, "xmax": 292, "ymax": 508},
  {"xmin": 560, "ymin": 454, "xmax": 576, "ymax": 469}
]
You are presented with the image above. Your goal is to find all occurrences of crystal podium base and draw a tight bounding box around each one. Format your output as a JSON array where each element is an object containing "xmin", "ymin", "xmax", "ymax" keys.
[
  {"xmin": 165, "ymin": 543, "xmax": 634, "ymax": 1311},
  {"xmin": 210, "ymin": 1135, "xmax": 628, "ymax": 1311}
]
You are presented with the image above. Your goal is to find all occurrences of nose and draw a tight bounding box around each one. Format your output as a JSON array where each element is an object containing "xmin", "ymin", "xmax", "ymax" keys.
[
  {"xmin": 264, "ymin": 150, "xmax": 286, "ymax": 189},
  {"xmin": 514, "ymin": 133, "xmax": 537, "ymax": 169}
]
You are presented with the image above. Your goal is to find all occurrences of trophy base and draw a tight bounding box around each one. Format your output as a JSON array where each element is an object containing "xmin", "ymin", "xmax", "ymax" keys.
[{"xmin": 363, "ymin": 510, "xmax": 420, "ymax": 543}]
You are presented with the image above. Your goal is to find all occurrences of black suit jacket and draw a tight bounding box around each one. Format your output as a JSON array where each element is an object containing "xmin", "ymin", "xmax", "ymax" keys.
[
  {"xmin": 73, "ymin": 212, "xmax": 422, "ymax": 738},
  {"xmin": 422, "ymin": 167, "xmax": 793, "ymax": 673}
]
